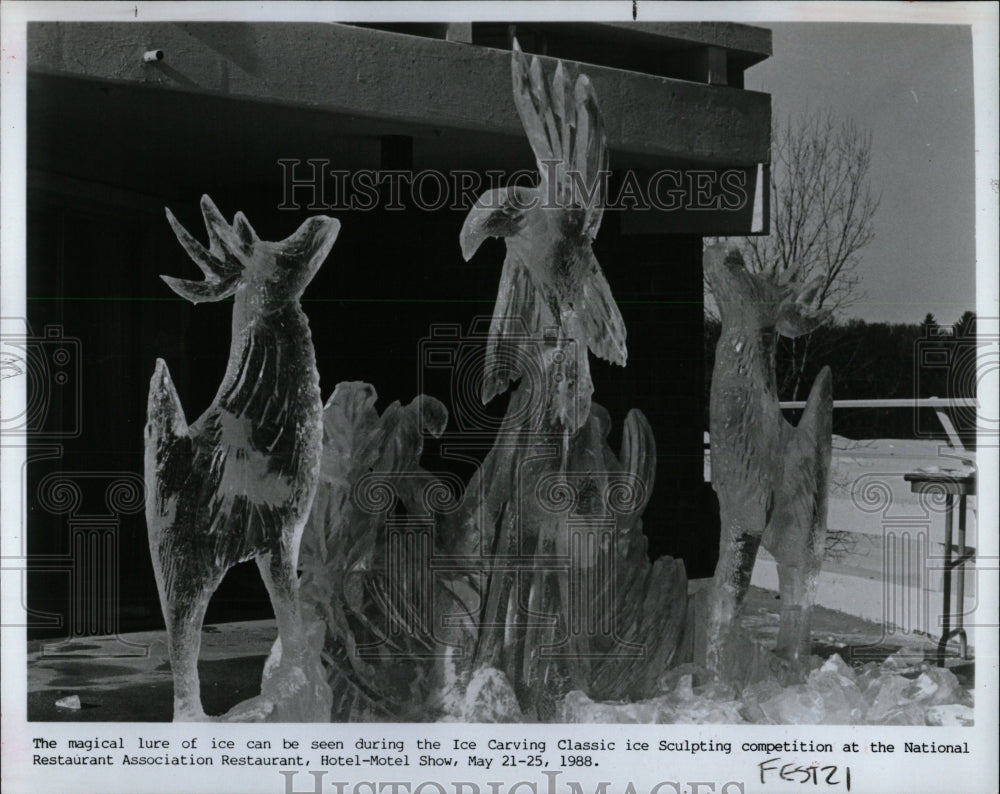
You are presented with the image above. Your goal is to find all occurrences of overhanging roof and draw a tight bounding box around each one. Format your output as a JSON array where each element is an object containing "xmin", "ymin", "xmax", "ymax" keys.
[{"xmin": 28, "ymin": 22, "xmax": 771, "ymax": 168}]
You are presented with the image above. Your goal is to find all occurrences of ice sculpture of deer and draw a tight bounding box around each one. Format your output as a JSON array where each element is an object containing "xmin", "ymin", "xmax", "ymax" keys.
[
  {"xmin": 704, "ymin": 243, "xmax": 833, "ymax": 676},
  {"xmin": 145, "ymin": 195, "xmax": 337, "ymax": 721}
]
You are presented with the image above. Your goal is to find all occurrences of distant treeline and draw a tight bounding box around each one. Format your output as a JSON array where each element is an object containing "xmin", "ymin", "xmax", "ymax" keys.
[{"xmin": 704, "ymin": 311, "xmax": 979, "ymax": 446}]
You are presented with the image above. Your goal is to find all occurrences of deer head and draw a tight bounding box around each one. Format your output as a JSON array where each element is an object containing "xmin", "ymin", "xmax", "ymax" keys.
[
  {"xmin": 163, "ymin": 195, "xmax": 339, "ymax": 306},
  {"xmin": 704, "ymin": 244, "xmax": 829, "ymax": 339}
]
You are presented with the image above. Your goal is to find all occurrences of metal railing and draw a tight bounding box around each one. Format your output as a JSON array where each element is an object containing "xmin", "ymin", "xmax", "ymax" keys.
[
  {"xmin": 777, "ymin": 397, "xmax": 978, "ymax": 451},
  {"xmin": 704, "ymin": 397, "xmax": 979, "ymax": 454}
]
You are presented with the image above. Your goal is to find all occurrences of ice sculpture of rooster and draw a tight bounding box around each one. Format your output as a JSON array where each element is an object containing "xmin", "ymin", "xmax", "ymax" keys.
[
  {"xmin": 460, "ymin": 40, "xmax": 627, "ymax": 440},
  {"xmin": 457, "ymin": 43, "xmax": 648, "ymax": 717},
  {"xmin": 145, "ymin": 195, "xmax": 338, "ymax": 721}
]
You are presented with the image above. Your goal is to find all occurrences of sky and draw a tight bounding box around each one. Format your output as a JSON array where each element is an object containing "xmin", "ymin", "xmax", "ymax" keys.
[{"xmin": 744, "ymin": 23, "xmax": 978, "ymax": 326}]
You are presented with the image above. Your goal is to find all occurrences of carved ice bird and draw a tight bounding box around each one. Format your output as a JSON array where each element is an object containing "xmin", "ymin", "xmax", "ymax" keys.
[
  {"xmin": 145, "ymin": 195, "xmax": 338, "ymax": 720},
  {"xmin": 460, "ymin": 42, "xmax": 626, "ymax": 434}
]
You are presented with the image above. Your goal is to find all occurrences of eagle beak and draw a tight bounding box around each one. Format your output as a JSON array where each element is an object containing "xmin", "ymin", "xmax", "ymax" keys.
[{"xmin": 460, "ymin": 187, "xmax": 534, "ymax": 261}]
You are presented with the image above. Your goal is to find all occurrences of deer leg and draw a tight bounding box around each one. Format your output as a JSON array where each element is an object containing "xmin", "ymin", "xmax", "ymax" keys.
[
  {"xmin": 768, "ymin": 427, "xmax": 832, "ymax": 664},
  {"xmin": 769, "ymin": 366, "xmax": 832, "ymax": 664},
  {"xmin": 774, "ymin": 562, "xmax": 820, "ymax": 665},
  {"xmin": 766, "ymin": 501, "xmax": 826, "ymax": 666},
  {"xmin": 255, "ymin": 544, "xmax": 331, "ymax": 721},
  {"xmin": 705, "ymin": 496, "xmax": 768, "ymax": 673},
  {"xmin": 257, "ymin": 547, "xmax": 308, "ymax": 665},
  {"xmin": 152, "ymin": 541, "xmax": 226, "ymax": 721}
]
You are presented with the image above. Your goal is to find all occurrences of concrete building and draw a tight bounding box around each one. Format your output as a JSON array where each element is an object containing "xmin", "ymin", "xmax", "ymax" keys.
[{"xmin": 25, "ymin": 21, "xmax": 771, "ymax": 639}]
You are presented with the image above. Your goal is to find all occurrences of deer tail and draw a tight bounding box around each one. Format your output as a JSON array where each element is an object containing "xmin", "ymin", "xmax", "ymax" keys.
[
  {"xmin": 787, "ymin": 365, "xmax": 834, "ymax": 532},
  {"xmin": 798, "ymin": 366, "xmax": 833, "ymax": 449},
  {"xmin": 147, "ymin": 359, "xmax": 188, "ymax": 441},
  {"xmin": 145, "ymin": 359, "xmax": 192, "ymax": 513}
]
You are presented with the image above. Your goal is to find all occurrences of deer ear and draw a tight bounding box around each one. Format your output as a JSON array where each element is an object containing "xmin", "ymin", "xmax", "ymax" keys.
[
  {"xmin": 776, "ymin": 278, "xmax": 829, "ymax": 337},
  {"xmin": 776, "ymin": 306, "xmax": 829, "ymax": 338},
  {"xmin": 276, "ymin": 216, "xmax": 340, "ymax": 273}
]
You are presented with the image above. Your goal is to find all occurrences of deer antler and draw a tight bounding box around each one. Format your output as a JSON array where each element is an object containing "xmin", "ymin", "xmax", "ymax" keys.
[{"xmin": 162, "ymin": 195, "xmax": 252, "ymax": 303}]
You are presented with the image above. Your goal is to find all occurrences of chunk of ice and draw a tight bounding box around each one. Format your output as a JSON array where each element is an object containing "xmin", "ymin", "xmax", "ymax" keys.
[{"xmin": 463, "ymin": 667, "xmax": 523, "ymax": 723}]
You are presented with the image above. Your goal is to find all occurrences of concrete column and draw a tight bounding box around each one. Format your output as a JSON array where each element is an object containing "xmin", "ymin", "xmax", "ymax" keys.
[{"xmin": 591, "ymin": 226, "xmax": 713, "ymax": 573}]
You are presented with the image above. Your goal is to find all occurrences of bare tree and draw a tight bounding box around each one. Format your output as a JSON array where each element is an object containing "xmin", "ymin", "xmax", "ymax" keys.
[{"xmin": 707, "ymin": 110, "xmax": 881, "ymax": 400}]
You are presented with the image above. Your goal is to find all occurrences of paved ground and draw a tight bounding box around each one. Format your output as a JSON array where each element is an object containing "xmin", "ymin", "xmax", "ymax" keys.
[
  {"xmin": 27, "ymin": 621, "xmax": 276, "ymax": 722},
  {"xmin": 27, "ymin": 585, "xmax": 973, "ymax": 722}
]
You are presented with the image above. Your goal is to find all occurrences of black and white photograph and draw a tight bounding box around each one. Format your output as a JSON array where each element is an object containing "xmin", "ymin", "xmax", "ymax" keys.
[{"xmin": 2, "ymin": 2, "xmax": 997, "ymax": 793}]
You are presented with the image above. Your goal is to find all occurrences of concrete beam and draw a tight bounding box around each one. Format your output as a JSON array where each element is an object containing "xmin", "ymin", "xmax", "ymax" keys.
[
  {"xmin": 586, "ymin": 22, "xmax": 772, "ymax": 61},
  {"xmin": 28, "ymin": 22, "xmax": 770, "ymax": 166},
  {"xmin": 699, "ymin": 46, "xmax": 729, "ymax": 87}
]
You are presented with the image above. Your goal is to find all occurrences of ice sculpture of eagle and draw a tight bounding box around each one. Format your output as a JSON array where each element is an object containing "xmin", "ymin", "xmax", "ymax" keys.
[{"xmin": 460, "ymin": 41, "xmax": 627, "ymax": 434}]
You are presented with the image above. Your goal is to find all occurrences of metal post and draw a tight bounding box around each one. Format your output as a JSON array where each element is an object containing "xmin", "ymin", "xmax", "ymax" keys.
[
  {"xmin": 955, "ymin": 493, "xmax": 969, "ymax": 660},
  {"xmin": 936, "ymin": 494, "xmax": 954, "ymax": 667}
]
